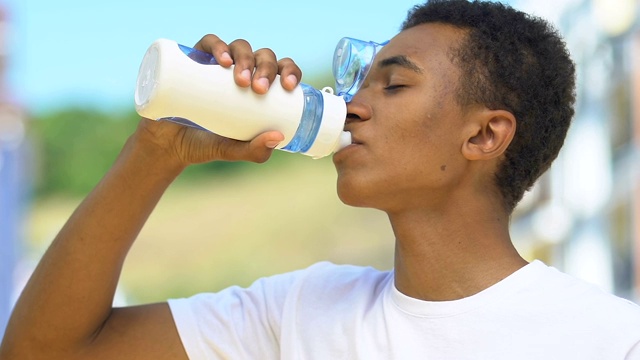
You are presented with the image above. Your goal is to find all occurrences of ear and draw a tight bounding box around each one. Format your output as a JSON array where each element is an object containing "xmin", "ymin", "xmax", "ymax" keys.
[{"xmin": 461, "ymin": 109, "xmax": 516, "ymax": 161}]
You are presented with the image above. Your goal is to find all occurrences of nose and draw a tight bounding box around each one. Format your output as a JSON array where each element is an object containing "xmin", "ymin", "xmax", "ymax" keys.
[{"xmin": 345, "ymin": 94, "xmax": 372, "ymax": 126}]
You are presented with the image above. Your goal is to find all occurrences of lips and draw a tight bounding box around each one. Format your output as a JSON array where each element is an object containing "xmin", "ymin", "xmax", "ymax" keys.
[
  {"xmin": 333, "ymin": 129, "xmax": 364, "ymax": 158},
  {"xmin": 333, "ymin": 134, "xmax": 361, "ymax": 158},
  {"xmin": 350, "ymin": 134, "xmax": 363, "ymax": 145}
]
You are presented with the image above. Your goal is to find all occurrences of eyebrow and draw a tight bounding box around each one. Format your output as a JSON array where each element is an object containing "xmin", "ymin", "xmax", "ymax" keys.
[{"xmin": 377, "ymin": 55, "xmax": 423, "ymax": 74}]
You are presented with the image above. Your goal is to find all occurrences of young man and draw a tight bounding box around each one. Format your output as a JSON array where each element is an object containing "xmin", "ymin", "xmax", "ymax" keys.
[{"xmin": 2, "ymin": 0, "xmax": 639, "ymax": 359}]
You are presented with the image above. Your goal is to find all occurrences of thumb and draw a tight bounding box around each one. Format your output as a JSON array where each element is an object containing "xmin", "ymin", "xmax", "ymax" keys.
[{"xmin": 215, "ymin": 131, "xmax": 285, "ymax": 163}]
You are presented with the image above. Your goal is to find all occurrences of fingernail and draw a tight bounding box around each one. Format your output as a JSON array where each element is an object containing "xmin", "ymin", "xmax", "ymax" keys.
[
  {"xmin": 220, "ymin": 52, "xmax": 232, "ymax": 63},
  {"xmin": 241, "ymin": 69, "xmax": 252, "ymax": 82},
  {"xmin": 257, "ymin": 77, "xmax": 270, "ymax": 91},
  {"xmin": 286, "ymin": 74, "xmax": 298, "ymax": 86},
  {"xmin": 265, "ymin": 140, "xmax": 281, "ymax": 149}
]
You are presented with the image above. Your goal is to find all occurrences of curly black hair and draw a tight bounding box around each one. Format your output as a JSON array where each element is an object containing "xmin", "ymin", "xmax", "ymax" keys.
[{"xmin": 402, "ymin": 0, "xmax": 576, "ymax": 212}]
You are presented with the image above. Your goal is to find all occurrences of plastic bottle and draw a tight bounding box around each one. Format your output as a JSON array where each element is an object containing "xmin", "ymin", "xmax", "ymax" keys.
[{"xmin": 134, "ymin": 38, "xmax": 350, "ymax": 159}]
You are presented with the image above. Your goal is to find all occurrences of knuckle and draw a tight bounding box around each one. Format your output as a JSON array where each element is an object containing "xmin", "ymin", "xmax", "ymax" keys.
[
  {"xmin": 255, "ymin": 47, "xmax": 276, "ymax": 58},
  {"xmin": 201, "ymin": 34, "xmax": 219, "ymax": 42},
  {"xmin": 278, "ymin": 58, "xmax": 302, "ymax": 74},
  {"xmin": 229, "ymin": 38, "xmax": 250, "ymax": 48},
  {"xmin": 278, "ymin": 57, "xmax": 294, "ymax": 64},
  {"xmin": 200, "ymin": 34, "xmax": 223, "ymax": 47},
  {"xmin": 196, "ymin": 34, "xmax": 227, "ymax": 54},
  {"xmin": 252, "ymin": 151, "xmax": 270, "ymax": 164}
]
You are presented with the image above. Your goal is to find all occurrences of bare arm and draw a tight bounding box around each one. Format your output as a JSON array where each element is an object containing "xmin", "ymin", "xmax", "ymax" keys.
[{"xmin": 0, "ymin": 35, "xmax": 301, "ymax": 360}]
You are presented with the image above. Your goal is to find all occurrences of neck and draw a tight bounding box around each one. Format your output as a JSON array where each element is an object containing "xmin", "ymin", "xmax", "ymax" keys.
[{"xmin": 389, "ymin": 195, "xmax": 527, "ymax": 301}]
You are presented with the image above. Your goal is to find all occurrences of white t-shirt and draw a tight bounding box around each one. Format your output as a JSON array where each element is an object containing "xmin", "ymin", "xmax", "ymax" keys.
[{"xmin": 168, "ymin": 260, "xmax": 640, "ymax": 359}]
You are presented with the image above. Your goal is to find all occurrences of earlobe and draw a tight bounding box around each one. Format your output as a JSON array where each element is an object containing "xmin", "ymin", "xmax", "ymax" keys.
[{"xmin": 462, "ymin": 109, "xmax": 516, "ymax": 161}]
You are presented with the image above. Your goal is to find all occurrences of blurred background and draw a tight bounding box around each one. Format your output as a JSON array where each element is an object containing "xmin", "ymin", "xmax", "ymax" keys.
[{"xmin": 0, "ymin": 0, "xmax": 639, "ymax": 339}]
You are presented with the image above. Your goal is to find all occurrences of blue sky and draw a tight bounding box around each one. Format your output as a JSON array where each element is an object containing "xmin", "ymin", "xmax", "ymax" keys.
[
  {"xmin": 5, "ymin": 0, "xmax": 570, "ymax": 114},
  {"xmin": 5, "ymin": 0, "xmax": 426, "ymax": 113}
]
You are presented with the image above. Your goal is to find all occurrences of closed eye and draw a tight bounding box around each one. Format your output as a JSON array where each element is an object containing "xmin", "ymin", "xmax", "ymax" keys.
[{"xmin": 384, "ymin": 84, "xmax": 406, "ymax": 92}]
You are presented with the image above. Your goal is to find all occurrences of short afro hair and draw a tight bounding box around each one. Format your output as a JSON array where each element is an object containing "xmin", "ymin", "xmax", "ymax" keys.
[{"xmin": 402, "ymin": 0, "xmax": 576, "ymax": 212}]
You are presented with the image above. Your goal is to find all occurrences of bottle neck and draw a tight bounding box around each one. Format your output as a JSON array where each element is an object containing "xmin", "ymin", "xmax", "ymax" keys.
[{"xmin": 281, "ymin": 84, "xmax": 324, "ymax": 153}]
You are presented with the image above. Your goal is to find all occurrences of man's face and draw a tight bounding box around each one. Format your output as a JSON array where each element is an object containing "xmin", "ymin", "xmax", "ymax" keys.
[{"xmin": 332, "ymin": 23, "xmax": 476, "ymax": 213}]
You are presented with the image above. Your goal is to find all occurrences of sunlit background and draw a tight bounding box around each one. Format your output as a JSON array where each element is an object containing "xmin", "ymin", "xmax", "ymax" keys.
[{"xmin": 1, "ymin": 0, "xmax": 639, "ymax": 339}]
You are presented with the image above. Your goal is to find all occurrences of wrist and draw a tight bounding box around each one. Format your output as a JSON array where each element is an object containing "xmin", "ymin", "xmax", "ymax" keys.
[{"xmin": 119, "ymin": 123, "xmax": 187, "ymax": 183}]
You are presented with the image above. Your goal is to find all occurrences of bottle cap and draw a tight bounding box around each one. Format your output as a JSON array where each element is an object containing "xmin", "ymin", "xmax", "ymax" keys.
[{"xmin": 303, "ymin": 89, "xmax": 347, "ymax": 159}]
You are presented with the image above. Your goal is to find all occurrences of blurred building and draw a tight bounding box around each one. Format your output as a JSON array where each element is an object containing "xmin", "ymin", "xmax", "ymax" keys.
[
  {"xmin": 511, "ymin": 0, "xmax": 640, "ymax": 301},
  {"xmin": 0, "ymin": 3, "xmax": 26, "ymax": 339}
]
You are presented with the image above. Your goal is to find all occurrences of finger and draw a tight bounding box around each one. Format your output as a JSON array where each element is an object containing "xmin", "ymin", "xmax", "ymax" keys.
[
  {"xmin": 193, "ymin": 34, "xmax": 233, "ymax": 67},
  {"xmin": 228, "ymin": 39, "xmax": 255, "ymax": 88},
  {"xmin": 277, "ymin": 57, "xmax": 303, "ymax": 91},
  {"xmin": 216, "ymin": 131, "xmax": 285, "ymax": 163},
  {"xmin": 252, "ymin": 48, "xmax": 279, "ymax": 94}
]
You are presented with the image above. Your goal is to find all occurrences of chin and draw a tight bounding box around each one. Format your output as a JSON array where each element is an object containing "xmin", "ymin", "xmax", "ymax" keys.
[{"xmin": 336, "ymin": 177, "xmax": 375, "ymax": 208}]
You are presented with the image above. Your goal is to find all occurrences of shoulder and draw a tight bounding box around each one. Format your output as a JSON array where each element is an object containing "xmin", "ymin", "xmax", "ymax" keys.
[
  {"xmin": 293, "ymin": 261, "xmax": 392, "ymax": 295},
  {"xmin": 300, "ymin": 261, "xmax": 390, "ymax": 282},
  {"xmin": 169, "ymin": 262, "xmax": 390, "ymax": 311},
  {"xmin": 531, "ymin": 261, "xmax": 639, "ymax": 312},
  {"xmin": 166, "ymin": 263, "xmax": 390, "ymax": 359},
  {"xmin": 526, "ymin": 261, "xmax": 640, "ymax": 341},
  {"xmin": 280, "ymin": 262, "xmax": 392, "ymax": 314}
]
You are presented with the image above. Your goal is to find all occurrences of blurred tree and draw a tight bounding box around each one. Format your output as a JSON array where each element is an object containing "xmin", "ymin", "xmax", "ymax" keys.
[{"xmin": 30, "ymin": 108, "xmax": 137, "ymax": 197}]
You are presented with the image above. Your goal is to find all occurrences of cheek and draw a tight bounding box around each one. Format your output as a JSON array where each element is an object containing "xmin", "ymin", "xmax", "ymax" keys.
[{"xmin": 380, "ymin": 124, "xmax": 464, "ymax": 190}]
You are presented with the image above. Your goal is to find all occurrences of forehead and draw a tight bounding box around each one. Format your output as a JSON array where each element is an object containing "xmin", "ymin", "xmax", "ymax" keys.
[{"xmin": 377, "ymin": 23, "xmax": 466, "ymax": 70}]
